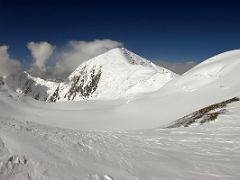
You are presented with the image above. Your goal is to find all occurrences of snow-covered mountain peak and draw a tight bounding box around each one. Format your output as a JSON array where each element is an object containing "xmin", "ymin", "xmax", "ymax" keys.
[
  {"xmin": 69, "ymin": 47, "xmax": 159, "ymax": 79},
  {"xmin": 90, "ymin": 47, "xmax": 151, "ymax": 65},
  {"xmin": 53, "ymin": 48, "xmax": 177, "ymax": 101},
  {"xmin": 2, "ymin": 48, "xmax": 177, "ymax": 102},
  {"xmin": 116, "ymin": 47, "xmax": 152, "ymax": 66}
]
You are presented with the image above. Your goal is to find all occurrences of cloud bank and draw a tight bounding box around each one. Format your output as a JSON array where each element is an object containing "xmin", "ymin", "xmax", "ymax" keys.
[
  {"xmin": 1, "ymin": 39, "xmax": 196, "ymax": 79},
  {"xmin": 27, "ymin": 42, "xmax": 55, "ymax": 76},
  {"xmin": 0, "ymin": 45, "xmax": 21, "ymax": 76}
]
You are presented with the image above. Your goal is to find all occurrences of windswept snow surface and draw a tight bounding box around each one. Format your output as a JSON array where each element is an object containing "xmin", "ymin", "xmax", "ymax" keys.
[
  {"xmin": 0, "ymin": 99, "xmax": 240, "ymax": 179},
  {"xmin": 1, "ymin": 50, "xmax": 240, "ymax": 179}
]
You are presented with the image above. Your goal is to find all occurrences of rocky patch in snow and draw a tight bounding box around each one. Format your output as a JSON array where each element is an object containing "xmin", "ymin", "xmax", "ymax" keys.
[
  {"xmin": 167, "ymin": 97, "xmax": 240, "ymax": 128},
  {"xmin": 0, "ymin": 77, "xmax": 4, "ymax": 87},
  {"xmin": 64, "ymin": 65, "xmax": 102, "ymax": 101}
]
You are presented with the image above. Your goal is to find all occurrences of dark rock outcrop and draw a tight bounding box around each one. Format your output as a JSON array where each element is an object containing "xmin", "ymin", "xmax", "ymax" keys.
[
  {"xmin": 48, "ymin": 86, "xmax": 60, "ymax": 102},
  {"xmin": 167, "ymin": 97, "xmax": 240, "ymax": 128},
  {"xmin": 65, "ymin": 66, "xmax": 102, "ymax": 101},
  {"xmin": 0, "ymin": 77, "xmax": 4, "ymax": 87}
]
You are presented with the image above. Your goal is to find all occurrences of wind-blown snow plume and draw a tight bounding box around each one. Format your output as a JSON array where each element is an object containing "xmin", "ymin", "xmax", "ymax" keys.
[
  {"xmin": 53, "ymin": 39, "xmax": 123, "ymax": 77},
  {"xmin": 27, "ymin": 42, "xmax": 55, "ymax": 72},
  {"xmin": 0, "ymin": 45, "xmax": 21, "ymax": 76}
]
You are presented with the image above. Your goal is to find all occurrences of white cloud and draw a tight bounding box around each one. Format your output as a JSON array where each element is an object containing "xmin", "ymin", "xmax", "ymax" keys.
[
  {"xmin": 0, "ymin": 41, "xmax": 196, "ymax": 79},
  {"xmin": 27, "ymin": 41, "xmax": 55, "ymax": 72},
  {"xmin": 153, "ymin": 60, "xmax": 198, "ymax": 74},
  {"xmin": 1, "ymin": 41, "xmax": 197, "ymax": 80},
  {"xmin": 53, "ymin": 39, "xmax": 123, "ymax": 77},
  {"xmin": 0, "ymin": 45, "xmax": 21, "ymax": 76}
]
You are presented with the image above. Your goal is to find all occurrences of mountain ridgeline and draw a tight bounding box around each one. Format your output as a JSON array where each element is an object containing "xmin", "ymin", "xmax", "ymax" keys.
[{"xmin": 2, "ymin": 48, "xmax": 177, "ymax": 102}]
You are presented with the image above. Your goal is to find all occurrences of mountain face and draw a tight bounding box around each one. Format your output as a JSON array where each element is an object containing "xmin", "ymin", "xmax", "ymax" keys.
[
  {"xmin": 5, "ymin": 71, "xmax": 58, "ymax": 101},
  {"xmin": 0, "ymin": 76, "xmax": 4, "ymax": 87},
  {"xmin": 4, "ymin": 48, "xmax": 177, "ymax": 102},
  {"xmin": 48, "ymin": 48, "xmax": 177, "ymax": 102}
]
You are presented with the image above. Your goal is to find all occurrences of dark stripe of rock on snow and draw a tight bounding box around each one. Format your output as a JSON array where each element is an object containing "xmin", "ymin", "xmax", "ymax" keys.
[
  {"xmin": 64, "ymin": 66, "xmax": 102, "ymax": 101},
  {"xmin": 167, "ymin": 97, "xmax": 240, "ymax": 128}
]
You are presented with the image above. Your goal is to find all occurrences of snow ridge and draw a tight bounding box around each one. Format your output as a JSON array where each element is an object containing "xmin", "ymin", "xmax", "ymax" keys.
[{"xmin": 52, "ymin": 48, "xmax": 177, "ymax": 102}]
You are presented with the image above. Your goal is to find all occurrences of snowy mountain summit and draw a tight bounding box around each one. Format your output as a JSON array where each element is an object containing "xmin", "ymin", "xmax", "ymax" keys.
[
  {"xmin": 50, "ymin": 48, "xmax": 177, "ymax": 102},
  {"xmin": 4, "ymin": 48, "xmax": 177, "ymax": 102}
]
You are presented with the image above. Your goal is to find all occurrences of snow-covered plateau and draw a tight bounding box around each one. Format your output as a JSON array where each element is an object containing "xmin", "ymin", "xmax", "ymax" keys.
[{"xmin": 0, "ymin": 49, "xmax": 240, "ymax": 180}]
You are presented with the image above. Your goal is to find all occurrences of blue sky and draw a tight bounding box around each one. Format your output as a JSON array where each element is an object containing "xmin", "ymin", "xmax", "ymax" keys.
[{"xmin": 1, "ymin": 0, "xmax": 240, "ymax": 63}]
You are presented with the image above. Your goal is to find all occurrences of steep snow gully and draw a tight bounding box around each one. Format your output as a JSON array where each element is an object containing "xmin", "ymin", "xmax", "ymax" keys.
[{"xmin": 1, "ymin": 49, "xmax": 240, "ymax": 179}]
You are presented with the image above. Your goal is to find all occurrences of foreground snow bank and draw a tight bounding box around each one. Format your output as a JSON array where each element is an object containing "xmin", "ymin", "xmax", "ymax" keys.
[{"xmin": 1, "ymin": 99, "xmax": 240, "ymax": 179}]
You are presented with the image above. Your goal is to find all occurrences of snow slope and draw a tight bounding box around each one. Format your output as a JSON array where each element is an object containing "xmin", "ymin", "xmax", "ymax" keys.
[
  {"xmin": 0, "ymin": 99, "xmax": 240, "ymax": 180},
  {"xmin": 116, "ymin": 49, "xmax": 240, "ymax": 129},
  {"xmin": 164, "ymin": 49, "xmax": 240, "ymax": 94}
]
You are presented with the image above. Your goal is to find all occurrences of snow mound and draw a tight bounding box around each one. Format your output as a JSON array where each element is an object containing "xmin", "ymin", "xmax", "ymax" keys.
[
  {"xmin": 167, "ymin": 49, "xmax": 240, "ymax": 93},
  {"xmin": 2, "ymin": 48, "xmax": 176, "ymax": 102}
]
